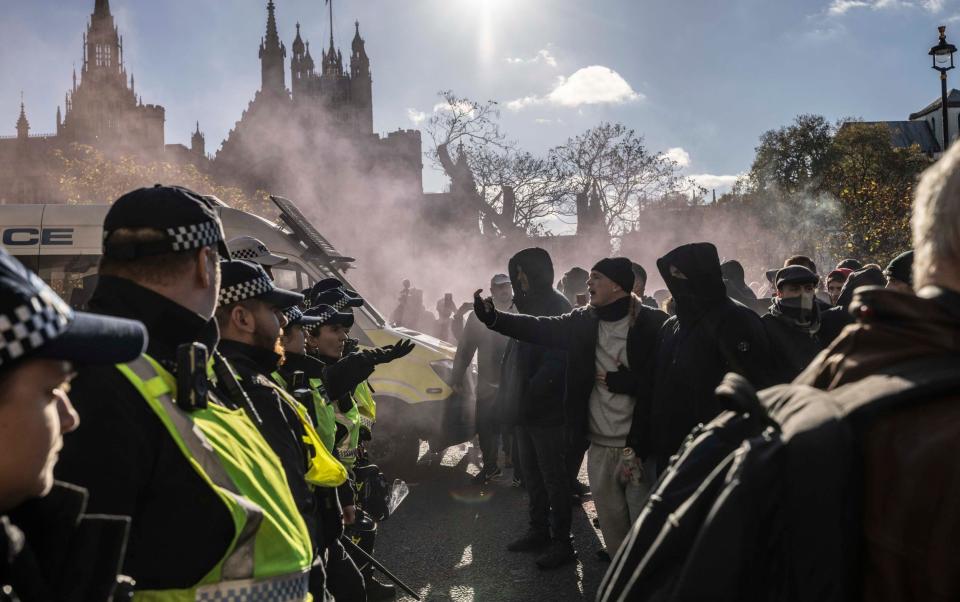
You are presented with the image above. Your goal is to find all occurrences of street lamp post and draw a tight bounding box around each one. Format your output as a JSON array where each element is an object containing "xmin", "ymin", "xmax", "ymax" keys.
[{"xmin": 929, "ymin": 25, "xmax": 957, "ymax": 151}]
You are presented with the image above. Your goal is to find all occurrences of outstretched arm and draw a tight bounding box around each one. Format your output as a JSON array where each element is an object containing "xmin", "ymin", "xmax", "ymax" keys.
[{"xmin": 472, "ymin": 290, "xmax": 577, "ymax": 349}]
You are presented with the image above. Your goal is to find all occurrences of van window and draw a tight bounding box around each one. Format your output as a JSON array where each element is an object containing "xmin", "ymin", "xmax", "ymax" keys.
[
  {"xmin": 38, "ymin": 255, "xmax": 100, "ymax": 308},
  {"xmin": 273, "ymin": 261, "xmax": 316, "ymax": 292}
]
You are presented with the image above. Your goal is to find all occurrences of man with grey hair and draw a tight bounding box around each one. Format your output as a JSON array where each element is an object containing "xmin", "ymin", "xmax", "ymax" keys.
[{"xmin": 791, "ymin": 142, "xmax": 960, "ymax": 599}]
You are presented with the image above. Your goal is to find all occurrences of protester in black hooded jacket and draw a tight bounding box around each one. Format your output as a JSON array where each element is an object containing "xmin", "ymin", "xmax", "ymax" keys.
[
  {"xmin": 494, "ymin": 248, "xmax": 574, "ymax": 570},
  {"xmin": 817, "ymin": 265, "xmax": 886, "ymax": 344},
  {"xmin": 647, "ymin": 243, "xmax": 775, "ymax": 466},
  {"xmin": 720, "ymin": 260, "xmax": 758, "ymax": 307}
]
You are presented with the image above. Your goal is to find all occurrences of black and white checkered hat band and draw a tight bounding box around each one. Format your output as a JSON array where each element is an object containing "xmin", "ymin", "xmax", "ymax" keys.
[
  {"xmin": 231, "ymin": 245, "xmax": 268, "ymax": 261},
  {"xmin": 167, "ymin": 220, "xmax": 222, "ymax": 252},
  {"xmin": 282, "ymin": 306, "xmax": 303, "ymax": 323},
  {"xmin": 0, "ymin": 290, "xmax": 72, "ymax": 367},
  {"xmin": 219, "ymin": 275, "xmax": 274, "ymax": 306},
  {"xmin": 330, "ymin": 295, "xmax": 350, "ymax": 311}
]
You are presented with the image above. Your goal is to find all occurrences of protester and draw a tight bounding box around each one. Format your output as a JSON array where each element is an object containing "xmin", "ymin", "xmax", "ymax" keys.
[
  {"xmin": 560, "ymin": 267, "xmax": 589, "ymax": 307},
  {"xmin": 453, "ymin": 273, "xmax": 513, "ymax": 484},
  {"xmin": 720, "ymin": 259, "xmax": 758, "ymax": 307},
  {"xmin": 0, "ymin": 247, "xmax": 145, "ymax": 600},
  {"xmin": 826, "ymin": 268, "xmax": 852, "ymax": 305},
  {"xmin": 630, "ymin": 263, "xmax": 659, "ymax": 308},
  {"xmin": 818, "ymin": 265, "xmax": 886, "ymax": 344},
  {"xmin": 788, "ymin": 141, "xmax": 960, "ymax": 600},
  {"xmin": 762, "ymin": 265, "xmax": 825, "ymax": 383},
  {"xmin": 884, "ymin": 250, "xmax": 914, "ymax": 294},
  {"xmin": 474, "ymin": 256, "xmax": 668, "ymax": 561},
  {"xmin": 55, "ymin": 186, "xmax": 316, "ymax": 599},
  {"xmin": 484, "ymin": 248, "xmax": 573, "ymax": 569},
  {"xmin": 648, "ymin": 242, "xmax": 775, "ymax": 466},
  {"xmin": 836, "ymin": 258, "xmax": 863, "ymax": 271}
]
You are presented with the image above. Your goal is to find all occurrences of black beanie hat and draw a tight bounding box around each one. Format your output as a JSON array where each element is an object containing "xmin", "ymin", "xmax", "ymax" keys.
[
  {"xmin": 884, "ymin": 250, "xmax": 914, "ymax": 286},
  {"xmin": 592, "ymin": 257, "xmax": 635, "ymax": 293}
]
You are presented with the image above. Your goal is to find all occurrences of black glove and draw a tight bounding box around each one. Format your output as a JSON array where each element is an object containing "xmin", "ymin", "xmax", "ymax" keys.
[
  {"xmin": 604, "ymin": 366, "xmax": 639, "ymax": 395},
  {"xmin": 473, "ymin": 289, "xmax": 497, "ymax": 326},
  {"xmin": 343, "ymin": 337, "xmax": 360, "ymax": 356}
]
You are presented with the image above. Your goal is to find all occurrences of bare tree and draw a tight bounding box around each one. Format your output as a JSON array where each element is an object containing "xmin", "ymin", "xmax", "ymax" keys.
[{"xmin": 550, "ymin": 122, "xmax": 699, "ymax": 237}]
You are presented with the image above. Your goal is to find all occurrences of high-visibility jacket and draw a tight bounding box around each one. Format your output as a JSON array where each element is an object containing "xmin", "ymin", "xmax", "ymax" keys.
[
  {"xmin": 117, "ymin": 355, "xmax": 313, "ymax": 602},
  {"xmin": 273, "ymin": 372, "xmax": 338, "ymax": 455},
  {"xmin": 262, "ymin": 373, "xmax": 348, "ymax": 488},
  {"xmin": 334, "ymin": 396, "xmax": 362, "ymax": 471},
  {"xmin": 353, "ymin": 380, "xmax": 377, "ymax": 432}
]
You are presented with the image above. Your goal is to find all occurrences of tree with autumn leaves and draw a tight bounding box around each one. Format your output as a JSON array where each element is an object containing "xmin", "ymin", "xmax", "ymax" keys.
[{"xmin": 726, "ymin": 116, "xmax": 930, "ymax": 269}]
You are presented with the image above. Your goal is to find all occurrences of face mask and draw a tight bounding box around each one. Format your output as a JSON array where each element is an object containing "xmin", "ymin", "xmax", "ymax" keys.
[{"xmin": 775, "ymin": 292, "xmax": 820, "ymax": 330}]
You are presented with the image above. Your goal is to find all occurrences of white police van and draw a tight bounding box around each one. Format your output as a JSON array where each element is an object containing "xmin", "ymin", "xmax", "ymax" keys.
[{"xmin": 0, "ymin": 196, "xmax": 475, "ymax": 474}]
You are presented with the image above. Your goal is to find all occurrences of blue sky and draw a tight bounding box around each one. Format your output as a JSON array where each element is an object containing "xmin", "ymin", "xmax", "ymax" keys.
[{"xmin": 1, "ymin": 0, "xmax": 958, "ymax": 195}]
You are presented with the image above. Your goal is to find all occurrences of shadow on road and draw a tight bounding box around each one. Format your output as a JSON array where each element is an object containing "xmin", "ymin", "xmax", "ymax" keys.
[{"xmin": 376, "ymin": 441, "xmax": 608, "ymax": 602}]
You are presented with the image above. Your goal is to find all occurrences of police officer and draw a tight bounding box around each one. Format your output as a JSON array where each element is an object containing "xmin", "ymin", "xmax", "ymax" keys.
[
  {"xmin": 214, "ymin": 260, "xmax": 348, "ymax": 600},
  {"xmin": 0, "ymin": 247, "xmax": 146, "ymax": 600},
  {"xmin": 55, "ymin": 185, "xmax": 315, "ymax": 600},
  {"xmin": 227, "ymin": 236, "xmax": 288, "ymax": 279},
  {"xmin": 303, "ymin": 300, "xmax": 414, "ymax": 602},
  {"xmin": 276, "ymin": 305, "xmax": 367, "ymax": 602}
]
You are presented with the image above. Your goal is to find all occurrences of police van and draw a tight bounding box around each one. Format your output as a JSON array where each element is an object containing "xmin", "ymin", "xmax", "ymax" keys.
[{"xmin": 0, "ymin": 196, "xmax": 475, "ymax": 474}]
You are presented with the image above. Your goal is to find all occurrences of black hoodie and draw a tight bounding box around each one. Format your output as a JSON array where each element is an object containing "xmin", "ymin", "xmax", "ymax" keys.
[
  {"xmin": 818, "ymin": 266, "xmax": 886, "ymax": 344},
  {"xmin": 646, "ymin": 243, "xmax": 774, "ymax": 463},
  {"xmin": 496, "ymin": 248, "xmax": 571, "ymax": 426}
]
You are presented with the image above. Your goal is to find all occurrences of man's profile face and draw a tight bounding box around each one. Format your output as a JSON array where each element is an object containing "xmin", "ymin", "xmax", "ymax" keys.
[{"xmin": 827, "ymin": 280, "xmax": 844, "ymax": 304}]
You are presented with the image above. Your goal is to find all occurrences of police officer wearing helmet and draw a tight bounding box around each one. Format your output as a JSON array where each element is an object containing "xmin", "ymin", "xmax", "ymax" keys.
[
  {"xmin": 214, "ymin": 260, "xmax": 348, "ymax": 600},
  {"xmin": 55, "ymin": 185, "xmax": 315, "ymax": 600},
  {"xmin": 762, "ymin": 265, "xmax": 826, "ymax": 383},
  {"xmin": 0, "ymin": 246, "xmax": 146, "ymax": 600}
]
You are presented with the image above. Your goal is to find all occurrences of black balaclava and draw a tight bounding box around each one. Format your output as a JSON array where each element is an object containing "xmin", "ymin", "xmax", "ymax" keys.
[
  {"xmin": 508, "ymin": 247, "xmax": 555, "ymax": 313},
  {"xmin": 656, "ymin": 242, "xmax": 727, "ymax": 321}
]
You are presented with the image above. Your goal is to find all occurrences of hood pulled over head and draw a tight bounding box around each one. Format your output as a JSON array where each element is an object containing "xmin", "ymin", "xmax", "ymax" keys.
[
  {"xmin": 657, "ymin": 242, "xmax": 727, "ymax": 318},
  {"xmin": 508, "ymin": 247, "xmax": 556, "ymax": 311}
]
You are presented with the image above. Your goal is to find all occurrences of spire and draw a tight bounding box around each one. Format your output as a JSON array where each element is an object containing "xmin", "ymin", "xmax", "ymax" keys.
[
  {"xmin": 265, "ymin": 0, "xmax": 280, "ymax": 48},
  {"xmin": 328, "ymin": 0, "xmax": 336, "ymax": 54},
  {"xmin": 16, "ymin": 93, "xmax": 30, "ymax": 140},
  {"xmin": 352, "ymin": 20, "xmax": 363, "ymax": 53},
  {"xmin": 195, "ymin": 120, "xmax": 201, "ymax": 135},
  {"xmin": 259, "ymin": 0, "xmax": 287, "ymax": 93},
  {"xmin": 94, "ymin": 0, "xmax": 111, "ymax": 19},
  {"xmin": 56, "ymin": 105, "xmax": 62, "ymax": 130},
  {"xmin": 72, "ymin": 64, "xmax": 77, "ymax": 92},
  {"xmin": 130, "ymin": 73, "xmax": 135, "ymax": 95},
  {"xmin": 292, "ymin": 22, "xmax": 305, "ymax": 57}
]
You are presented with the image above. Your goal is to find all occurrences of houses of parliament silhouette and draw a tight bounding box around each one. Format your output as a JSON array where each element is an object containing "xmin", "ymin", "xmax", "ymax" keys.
[{"xmin": 0, "ymin": 0, "xmax": 423, "ymax": 206}]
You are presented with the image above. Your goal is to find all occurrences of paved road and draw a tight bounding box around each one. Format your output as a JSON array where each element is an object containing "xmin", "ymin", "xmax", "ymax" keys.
[{"xmin": 376, "ymin": 442, "xmax": 609, "ymax": 602}]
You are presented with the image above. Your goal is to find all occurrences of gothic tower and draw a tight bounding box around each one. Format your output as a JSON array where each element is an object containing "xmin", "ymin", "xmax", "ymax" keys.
[
  {"xmin": 16, "ymin": 99, "xmax": 29, "ymax": 141},
  {"xmin": 350, "ymin": 21, "xmax": 373, "ymax": 134},
  {"xmin": 259, "ymin": 0, "xmax": 287, "ymax": 95},
  {"xmin": 191, "ymin": 122, "xmax": 205, "ymax": 158}
]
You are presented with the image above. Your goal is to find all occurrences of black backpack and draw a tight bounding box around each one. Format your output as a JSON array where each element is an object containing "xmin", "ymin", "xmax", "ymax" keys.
[{"xmin": 598, "ymin": 356, "xmax": 960, "ymax": 602}]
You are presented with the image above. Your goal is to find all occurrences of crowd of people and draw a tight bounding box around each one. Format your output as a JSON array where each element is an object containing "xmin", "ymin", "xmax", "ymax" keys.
[
  {"xmin": 0, "ymin": 186, "xmax": 414, "ymax": 601},
  {"xmin": 444, "ymin": 143, "xmax": 960, "ymax": 600}
]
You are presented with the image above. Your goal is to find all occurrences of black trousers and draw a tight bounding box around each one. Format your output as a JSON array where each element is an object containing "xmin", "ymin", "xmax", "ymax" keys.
[
  {"xmin": 477, "ymin": 393, "xmax": 500, "ymax": 472},
  {"xmin": 326, "ymin": 539, "xmax": 366, "ymax": 602},
  {"xmin": 515, "ymin": 424, "xmax": 572, "ymax": 541}
]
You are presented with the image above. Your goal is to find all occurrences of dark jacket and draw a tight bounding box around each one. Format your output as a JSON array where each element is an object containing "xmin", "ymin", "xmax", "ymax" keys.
[
  {"xmin": 452, "ymin": 311, "xmax": 509, "ymax": 402},
  {"xmin": 818, "ymin": 266, "xmax": 886, "ymax": 344},
  {"xmin": 216, "ymin": 340, "xmax": 319, "ymax": 546},
  {"xmin": 720, "ymin": 260, "xmax": 758, "ymax": 307},
  {"xmin": 54, "ymin": 276, "xmax": 236, "ymax": 590},
  {"xmin": 761, "ymin": 310, "xmax": 825, "ymax": 383},
  {"xmin": 794, "ymin": 286, "xmax": 960, "ymax": 601},
  {"xmin": 488, "ymin": 294, "xmax": 667, "ymax": 451},
  {"xmin": 1, "ymin": 482, "xmax": 130, "ymax": 601},
  {"xmin": 648, "ymin": 243, "xmax": 775, "ymax": 462},
  {"xmin": 496, "ymin": 248, "xmax": 570, "ymax": 427}
]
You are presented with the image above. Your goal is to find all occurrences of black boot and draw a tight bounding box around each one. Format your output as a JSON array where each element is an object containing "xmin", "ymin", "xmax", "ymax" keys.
[
  {"xmin": 365, "ymin": 574, "xmax": 396, "ymax": 601},
  {"xmin": 506, "ymin": 529, "xmax": 551, "ymax": 552},
  {"xmin": 535, "ymin": 539, "xmax": 577, "ymax": 570}
]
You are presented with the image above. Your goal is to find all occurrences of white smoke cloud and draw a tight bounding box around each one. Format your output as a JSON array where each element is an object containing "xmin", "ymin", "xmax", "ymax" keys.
[
  {"xmin": 507, "ymin": 66, "xmax": 643, "ymax": 111},
  {"xmin": 828, "ymin": 0, "xmax": 943, "ymax": 14}
]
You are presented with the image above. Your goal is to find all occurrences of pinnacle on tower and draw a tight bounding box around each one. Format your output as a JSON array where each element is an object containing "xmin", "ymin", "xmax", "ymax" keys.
[
  {"xmin": 16, "ymin": 93, "xmax": 30, "ymax": 140},
  {"xmin": 93, "ymin": 0, "xmax": 111, "ymax": 19}
]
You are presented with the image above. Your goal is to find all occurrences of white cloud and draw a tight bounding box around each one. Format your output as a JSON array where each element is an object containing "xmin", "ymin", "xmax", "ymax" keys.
[
  {"xmin": 507, "ymin": 66, "xmax": 643, "ymax": 111},
  {"xmin": 406, "ymin": 108, "xmax": 427, "ymax": 125},
  {"xmin": 506, "ymin": 48, "xmax": 558, "ymax": 68},
  {"xmin": 828, "ymin": 0, "xmax": 943, "ymax": 14},
  {"xmin": 664, "ymin": 147, "xmax": 691, "ymax": 168},
  {"xmin": 690, "ymin": 173, "xmax": 742, "ymax": 193},
  {"xmin": 432, "ymin": 100, "xmax": 476, "ymax": 116}
]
